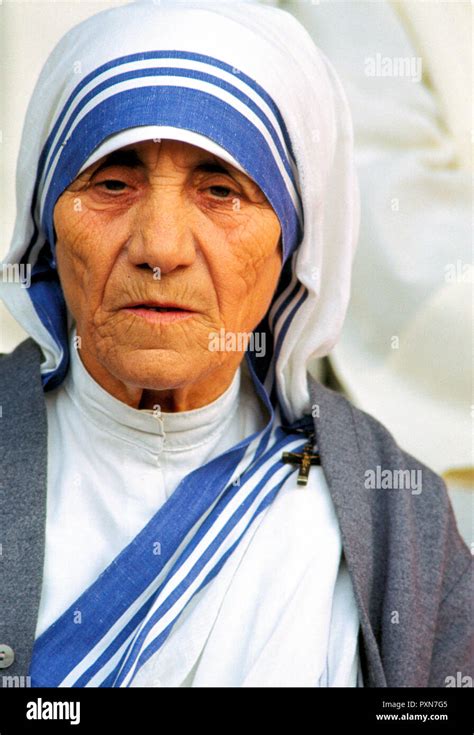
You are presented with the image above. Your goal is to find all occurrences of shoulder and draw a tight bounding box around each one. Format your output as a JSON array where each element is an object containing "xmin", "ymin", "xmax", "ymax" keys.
[
  {"xmin": 309, "ymin": 374, "xmax": 471, "ymax": 566},
  {"xmin": 310, "ymin": 374, "xmax": 449, "ymax": 494},
  {"xmin": 309, "ymin": 376, "xmax": 472, "ymax": 685},
  {"xmin": 0, "ymin": 338, "xmax": 46, "ymax": 442},
  {"xmin": 0, "ymin": 337, "xmax": 43, "ymax": 371}
]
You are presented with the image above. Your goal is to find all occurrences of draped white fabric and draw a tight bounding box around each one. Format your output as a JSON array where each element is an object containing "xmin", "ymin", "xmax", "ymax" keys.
[{"xmin": 288, "ymin": 0, "xmax": 472, "ymax": 475}]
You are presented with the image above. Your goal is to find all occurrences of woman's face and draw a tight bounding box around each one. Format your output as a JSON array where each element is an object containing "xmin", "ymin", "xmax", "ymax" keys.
[{"xmin": 53, "ymin": 139, "xmax": 282, "ymax": 410}]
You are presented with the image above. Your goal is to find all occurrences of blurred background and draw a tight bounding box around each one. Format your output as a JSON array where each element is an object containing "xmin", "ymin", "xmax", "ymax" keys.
[{"xmin": 0, "ymin": 0, "xmax": 472, "ymax": 544}]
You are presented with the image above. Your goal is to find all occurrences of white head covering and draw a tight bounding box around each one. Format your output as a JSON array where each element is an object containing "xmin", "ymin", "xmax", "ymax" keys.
[{"xmin": 0, "ymin": 0, "xmax": 359, "ymax": 422}]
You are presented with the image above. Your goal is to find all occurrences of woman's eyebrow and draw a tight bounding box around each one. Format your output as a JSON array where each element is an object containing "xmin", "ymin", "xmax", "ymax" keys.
[
  {"xmin": 91, "ymin": 153, "xmax": 232, "ymax": 177},
  {"xmin": 194, "ymin": 160, "xmax": 256, "ymax": 189},
  {"xmin": 90, "ymin": 150, "xmax": 250, "ymax": 185},
  {"xmin": 92, "ymin": 149, "xmax": 144, "ymax": 174},
  {"xmin": 195, "ymin": 161, "xmax": 232, "ymax": 175}
]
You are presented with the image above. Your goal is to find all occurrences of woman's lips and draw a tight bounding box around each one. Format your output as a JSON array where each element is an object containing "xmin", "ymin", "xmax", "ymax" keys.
[{"xmin": 123, "ymin": 305, "xmax": 195, "ymax": 324}]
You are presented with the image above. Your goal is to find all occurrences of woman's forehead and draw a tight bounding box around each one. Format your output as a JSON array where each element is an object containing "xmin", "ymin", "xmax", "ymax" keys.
[
  {"xmin": 93, "ymin": 138, "xmax": 238, "ymax": 170},
  {"xmin": 76, "ymin": 128, "xmax": 248, "ymax": 179}
]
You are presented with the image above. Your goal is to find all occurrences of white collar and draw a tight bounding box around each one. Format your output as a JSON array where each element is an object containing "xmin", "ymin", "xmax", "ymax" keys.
[{"xmin": 63, "ymin": 328, "xmax": 242, "ymax": 455}]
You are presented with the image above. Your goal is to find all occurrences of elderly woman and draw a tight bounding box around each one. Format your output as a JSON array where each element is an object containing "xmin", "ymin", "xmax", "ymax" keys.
[{"xmin": 0, "ymin": 0, "xmax": 471, "ymax": 689}]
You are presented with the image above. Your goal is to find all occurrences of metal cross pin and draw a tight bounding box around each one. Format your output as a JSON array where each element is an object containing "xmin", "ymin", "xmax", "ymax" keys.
[{"xmin": 282, "ymin": 434, "xmax": 320, "ymax": 486}]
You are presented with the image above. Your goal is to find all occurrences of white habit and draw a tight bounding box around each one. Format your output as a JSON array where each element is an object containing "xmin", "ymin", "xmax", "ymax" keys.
[{"xmin": 35, "ymin": 328, "xmax": 362, "ymax": 687}]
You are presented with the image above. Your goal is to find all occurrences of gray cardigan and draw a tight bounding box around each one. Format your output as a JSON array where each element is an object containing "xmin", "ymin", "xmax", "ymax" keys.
[{"xmin": 1, "ymin": 338, "xmax": 472, "ymax": 687}]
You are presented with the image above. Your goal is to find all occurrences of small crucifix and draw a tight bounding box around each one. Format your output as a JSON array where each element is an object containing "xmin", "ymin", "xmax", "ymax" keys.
[{"xmin": 282, "ymin": 435, "xmax": 320, "ymax": 486}]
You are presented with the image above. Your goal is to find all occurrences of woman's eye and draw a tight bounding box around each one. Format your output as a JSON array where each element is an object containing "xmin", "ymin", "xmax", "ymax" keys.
[
  {"xmin": 95, "ymin": 179, "xmax": 127, "ymax": 192},
  {"xmin": 208, "ymin": 185, "xmax": 233, "ymax": 198}
]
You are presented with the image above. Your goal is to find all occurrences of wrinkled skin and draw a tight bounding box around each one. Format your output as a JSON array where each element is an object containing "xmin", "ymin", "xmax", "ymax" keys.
[{"xmin": 53, "ymin": 139, "xmax": 282, "ymax": 411}]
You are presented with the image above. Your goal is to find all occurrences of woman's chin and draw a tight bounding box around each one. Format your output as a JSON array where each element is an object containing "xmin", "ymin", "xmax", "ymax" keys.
[{"xmin": 102, "ymin": 350, "xmax": 207, "ymax": 392}]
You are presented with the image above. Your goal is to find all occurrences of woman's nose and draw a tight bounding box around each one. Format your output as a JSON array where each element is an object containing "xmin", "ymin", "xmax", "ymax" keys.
[{"xmin": 127, "ymin": 187, "xmax": 196, "ymax": 274}]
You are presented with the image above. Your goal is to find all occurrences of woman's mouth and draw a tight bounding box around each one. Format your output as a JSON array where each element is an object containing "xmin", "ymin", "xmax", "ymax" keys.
[{"xmin": 123, "ymin": 302, "xmax": 195, "ymax": 324}]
